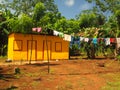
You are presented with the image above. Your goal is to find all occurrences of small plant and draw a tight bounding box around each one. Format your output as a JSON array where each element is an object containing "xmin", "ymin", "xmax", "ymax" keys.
[
  {"xmin": 70, "ymin": 44, "xmax": 80, "ymax": 56},
  {"xmin": 15, "ymin": 67, "xmax": 20, "ymax": 74},
  {"xmin": 117, "ymin": 55, "xmax": 120, "ymax": 59}
]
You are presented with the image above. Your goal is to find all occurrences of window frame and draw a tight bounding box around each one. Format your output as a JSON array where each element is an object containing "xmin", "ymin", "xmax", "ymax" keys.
[
  {"xmin": 13, "ymin": 40, "xmax": 23, "ymax": 51},
  {"xmin": 55, "ymin": 42, "xmax": 62, "ymax": 52}
]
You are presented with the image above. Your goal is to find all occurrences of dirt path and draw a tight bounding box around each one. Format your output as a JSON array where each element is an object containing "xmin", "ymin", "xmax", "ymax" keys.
[{"xmin": 0, "ymin": 60, "xmax": 120, "ymax": 90}]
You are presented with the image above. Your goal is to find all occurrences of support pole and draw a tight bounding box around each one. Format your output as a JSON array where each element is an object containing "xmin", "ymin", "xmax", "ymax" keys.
[
  {"xmin": 45, "ymin": 31, "xmax": 50, "ymax": 73},
  {"xmin": 29, "ymin": 34, "xmax": 33, "ymax": 64}
]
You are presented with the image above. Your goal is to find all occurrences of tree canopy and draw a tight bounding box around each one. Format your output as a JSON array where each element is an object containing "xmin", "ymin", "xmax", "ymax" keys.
[{"xmin": 0, "ymin": 0, "xmax": 58, "ymax": 16}]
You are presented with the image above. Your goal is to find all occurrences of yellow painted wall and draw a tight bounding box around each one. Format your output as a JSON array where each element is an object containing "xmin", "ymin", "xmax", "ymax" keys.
[
  {"xmin": 8, "ymin": 33, "xmax": 69, "ymax": 61},
  {"xmin": 8, "ymin": 34, "xmax": 14, "ymax": 60}
]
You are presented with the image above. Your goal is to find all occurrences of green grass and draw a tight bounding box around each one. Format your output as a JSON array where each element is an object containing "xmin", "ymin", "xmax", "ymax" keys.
[
  {"xmin": 101, "ymin": 81, "xmax": 120, "ymax": 90},
  {"xmin": 0, "ymin": 56, "xmax": 7, "ymax": 62},
  {"xmin": 101, "ymin": 73, "xmax": 120, "ymax": 90}
]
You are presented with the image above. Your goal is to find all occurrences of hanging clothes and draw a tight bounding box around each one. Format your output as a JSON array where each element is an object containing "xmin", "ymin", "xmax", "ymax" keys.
[
  {"xmin": 80, "ymin": 37, "xmax": 84, "ymax": 41},
  {"xmin": 37, "ymin": 27, "xmax": 42, "ymax": 32},
  {"xmin": 97, "ymin": 38, "xmax": 101, "ymax": 43},
  {"xmin": 92, "ymin": 38, "xmax": 97, "ymax": 44},
  {"xmin": 53, "ymin": 30, "xmax": 59, "ymax": 36},
  {"xmin": 110, "ymin": 38, "xmax": 116, "ymax": 43},
  {"xmin": 32, "ymin": 28, "xmax": 37, "ymax": 32},
  {"xmin": 64, "ymin": 34, "xmax": 71, "ymax": 41},
  {"xmin": 116, "ymin": 38, "xmax": 120, "ymax": 48},
  {"xmin": 74, "ymin": 37, "xmax": 80, "ymax": 49},
  {"xmin": 84, "ymin": 38, "xmax": 89, "ymax": 42},
  {"xmin": 70, "ymin": 36, "xmax": 74, "ymax": 48},
  {"xmin": 105, "ymin": 38, "xmax": 110, "ymax": 45}
]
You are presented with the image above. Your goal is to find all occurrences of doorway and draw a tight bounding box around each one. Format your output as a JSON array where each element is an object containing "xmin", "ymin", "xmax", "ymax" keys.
[
  {"xmin": 27, "ymin": 40, "xmax": 37, "ymax": 60},
  {"xmin": 43, "ymin": 40, "xmax": 51, "ymax": 60}
]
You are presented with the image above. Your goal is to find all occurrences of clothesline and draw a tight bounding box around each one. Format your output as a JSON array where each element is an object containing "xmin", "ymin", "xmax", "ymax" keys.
[
  {"xmin": 53, "ymin": 30, "xmax": 120, "ymax": 48},
  {"xmin": 53, "ymin": 30, "xmax": 120, "ymax": 42}
]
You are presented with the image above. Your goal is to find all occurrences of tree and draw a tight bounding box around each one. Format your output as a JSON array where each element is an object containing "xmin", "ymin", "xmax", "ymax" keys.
[
  {"xmin": 77, "ymin": 10, "xmax": 105, "ymax": 29},
  {"xmin": 33, "ymin": 2, "xmax": 46, "ymax": 23},
  {"xmin": 0, "ymin": 0, "xmax": 58, "ymax": 16},
  {"xmin": 8, "ymin": 14, "xmax": 33, "ymax": 33},
  {"xmin": 54, "ymin": 17, "xmax": 80, "ymax": 34},
  {"xmin": 0, "ymin": 10, "xmax": 13, "ymax": 56},
  {"xmin": 115, "ymin": 10, "xmax": 120, "ymax": 34},
  {"xmin": 86, "ymin": 0, "xmax": 120, "ymax": 14}
]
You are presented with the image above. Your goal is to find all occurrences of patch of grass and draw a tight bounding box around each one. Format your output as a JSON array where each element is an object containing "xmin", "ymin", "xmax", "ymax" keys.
[
  {"xmin": 100, "ymin": 73, "xmax": 120, "ymax": 90},
  {"xmin": 0, "ymin": 56, "xmax": 7, "ymax": 58},
  {"xmin": 25, "ymin": 72, "xmax": 40, "ymax": 77},
  {"xmin": 101, "ymin": 81, "xmax": 120, "ymax": 90},
  {"xmin": 100, "ymin": 73, "xmax": 120, "ymax": 81}
]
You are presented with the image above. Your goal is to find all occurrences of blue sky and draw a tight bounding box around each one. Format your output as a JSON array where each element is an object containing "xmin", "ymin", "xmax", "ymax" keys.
[{"xmin": 54, "ymin": 0, "xmax": 95, "ymax": 19}]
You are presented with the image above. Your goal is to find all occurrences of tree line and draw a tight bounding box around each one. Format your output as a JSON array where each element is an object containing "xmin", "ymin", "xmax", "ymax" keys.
[{"xmin": 0, "ymin": 0, "xmax": 120, "ymax": 56}]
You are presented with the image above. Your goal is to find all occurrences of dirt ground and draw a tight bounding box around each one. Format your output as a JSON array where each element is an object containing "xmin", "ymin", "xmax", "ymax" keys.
[{"xmin": 0, "ymin": 58, "xmax": 120, "ymax": 90}]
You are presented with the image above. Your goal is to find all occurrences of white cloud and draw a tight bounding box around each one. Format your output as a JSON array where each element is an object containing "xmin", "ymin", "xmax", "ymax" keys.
[
  {"xmin": 65, "ymin": 0, "xmax": 75, "ymax": 7},
  {"xmin": 80, "ymin": 3, "xmax": 92, "ymax": 10}
]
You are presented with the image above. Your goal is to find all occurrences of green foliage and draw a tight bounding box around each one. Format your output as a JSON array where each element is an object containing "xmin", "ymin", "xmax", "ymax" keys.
[
  {"xmin": 0, "ymin": 0, "xmax": 58, "ymax": 16},
  {"xmin": 115, "ymin": 10, "xmax": 120, "ymax": 33},
  {"xmin": 54, "ymin": 17, "xmax": 80, "ymax": 34},
  {"xmin": 86, "ymin": 0, "xmax": 120, "ymax": 37},
  {"xmin": 33, "ymin": 2, "xmax": 46, "ymax": 23},
  {"xmin": 15, "ymin": 67, "xmax": 21, "ymax": 74},
  {"xmin": 86, "ymin": 0, "xmax": 120, "ymax": 14},
  {"xmin": 8, "ymin": 14, "xmax": 33, "ymax": 33},
  {"xmin": 70, "ymin": 44, "xmax": 80, "ymax": 56},
  {"xmin": 101, "ymin": 81, "xmax": 120, "ymax": 90},
  {"xmin": 77, "ymin": 10, "xmax": 105, "ymax": 29}
]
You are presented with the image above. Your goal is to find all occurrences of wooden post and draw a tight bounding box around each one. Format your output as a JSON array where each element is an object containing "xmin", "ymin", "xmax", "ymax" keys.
[
  {"xmin": 45, "ymin": 28, "xmax": 50, "ymax": 74},
  {"xmin": 29, "ymin": 34, "xmax": 33, "ymax": 64}
]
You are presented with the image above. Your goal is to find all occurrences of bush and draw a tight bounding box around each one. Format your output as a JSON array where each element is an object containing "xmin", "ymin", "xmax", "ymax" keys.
[{"xmin": 69, "ymin": 44, "xmax": 80, "ymax": 56}]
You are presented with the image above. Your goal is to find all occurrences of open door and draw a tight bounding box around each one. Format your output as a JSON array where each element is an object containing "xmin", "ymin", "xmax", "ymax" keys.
[
  {"xmin": 43, "ymin": 40, "xmax": 51, "ymax": 60},
  {"xmin": 27, "ymin": 40, "xmax": 37, "ymax": 60}
]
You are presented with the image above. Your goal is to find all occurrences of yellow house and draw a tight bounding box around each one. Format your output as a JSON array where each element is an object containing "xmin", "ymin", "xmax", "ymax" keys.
[{"xmin": 8, "ymin": 33, "xmax": 69, "ymax": 61}]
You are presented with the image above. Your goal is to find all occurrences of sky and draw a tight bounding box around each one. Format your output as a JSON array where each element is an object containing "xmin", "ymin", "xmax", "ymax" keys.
[{"xmin": 54, "ymin": 0, "xmax": 95, "ymax": 19}]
